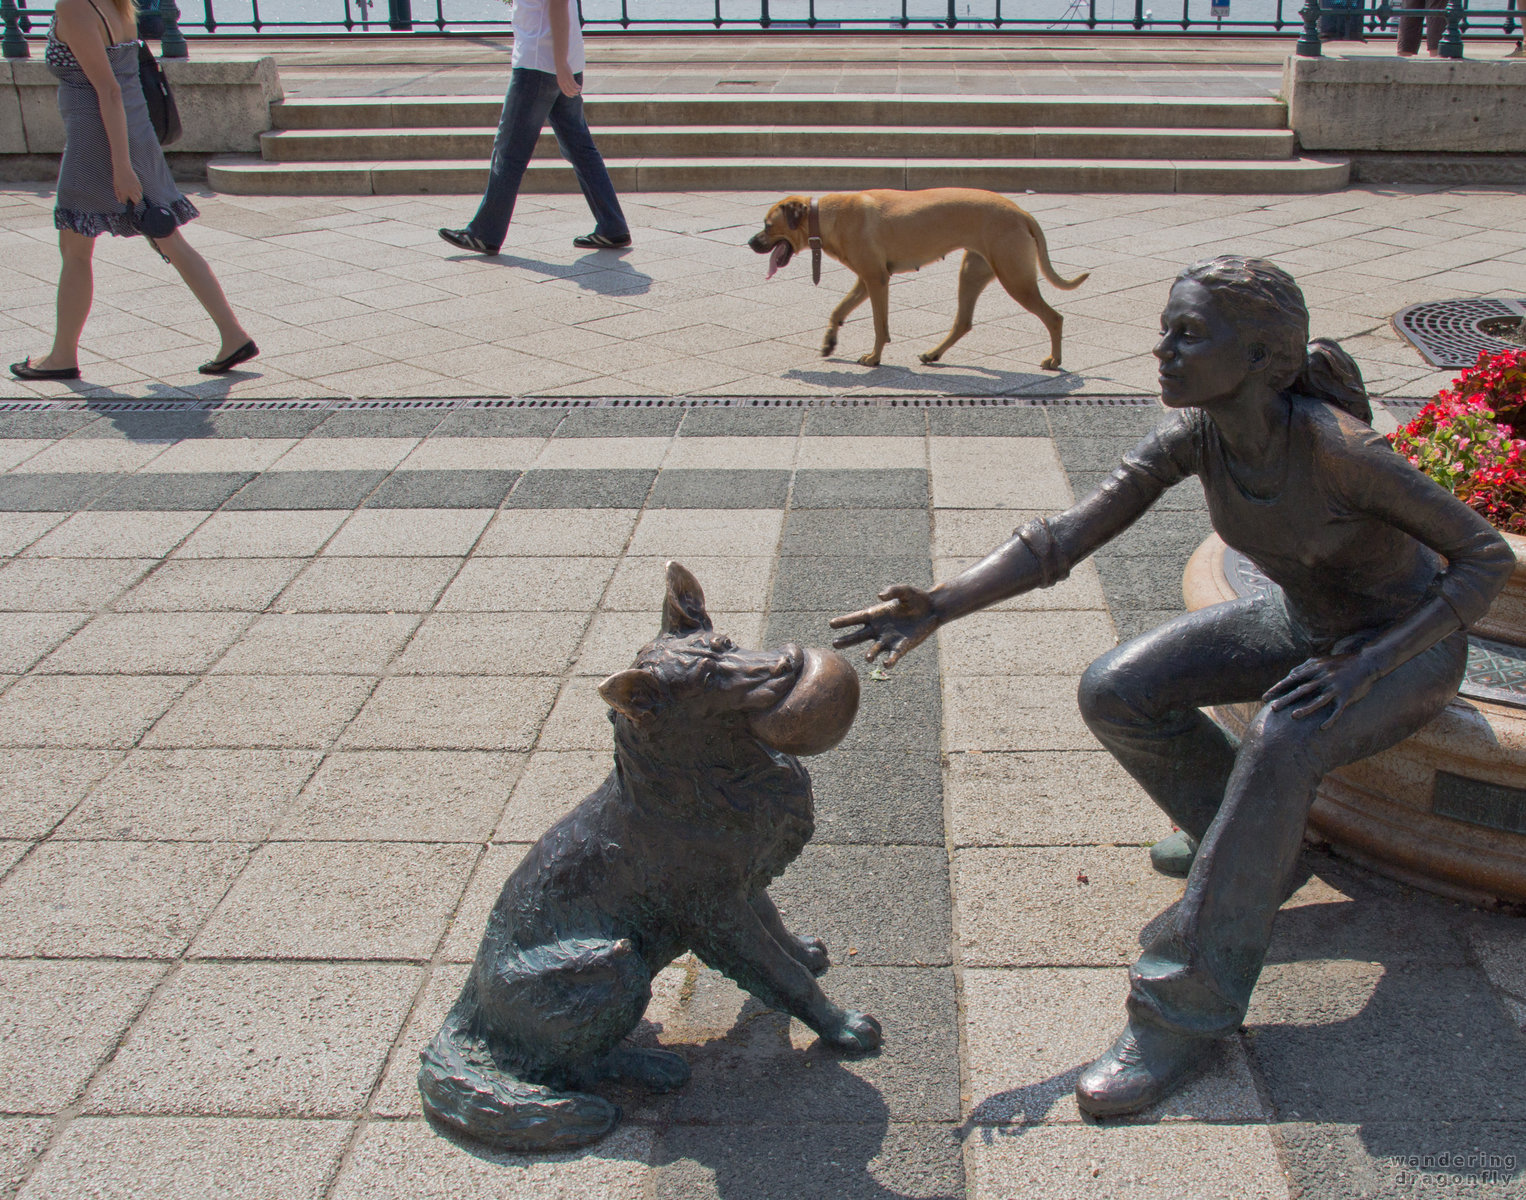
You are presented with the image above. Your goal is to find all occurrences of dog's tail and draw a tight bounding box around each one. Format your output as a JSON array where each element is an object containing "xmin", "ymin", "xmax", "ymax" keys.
[
  {"xmin": 1027, "ymin": 215, "xmax": 1090, "ymax": 291},
  {"xmin": 418, "ymin": 1003, "xmax": 619, "ymax": 1153}
]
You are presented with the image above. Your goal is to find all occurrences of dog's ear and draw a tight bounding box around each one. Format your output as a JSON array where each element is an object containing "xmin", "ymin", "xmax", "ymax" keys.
[
  {"xmin": 599, "ymin": 669, "xmax": 665, "ymax": 723},
  {"xmin": 783, "ymin": 198, "xmax": 809, "ymax": 230},
  {"xmin": 662, "ymin": 561, "xmax": 713, "ymax": 636}
]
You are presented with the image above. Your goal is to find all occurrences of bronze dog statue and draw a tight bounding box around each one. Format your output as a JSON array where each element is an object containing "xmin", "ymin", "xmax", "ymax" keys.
[{"xmin": 418, "ymin": 562, "xmax": 877, "ymax": 1152}]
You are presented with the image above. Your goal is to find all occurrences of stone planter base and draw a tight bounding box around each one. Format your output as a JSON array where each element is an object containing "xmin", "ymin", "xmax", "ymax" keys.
[{"xmin": 1184, "ymin": 533, "xmax": 1526, "ymax": 909}]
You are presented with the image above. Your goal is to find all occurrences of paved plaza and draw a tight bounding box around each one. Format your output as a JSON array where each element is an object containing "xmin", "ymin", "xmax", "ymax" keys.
[{"xmin": 4, "ymin": 38, "xmax": 1526, "ymax": 1195}]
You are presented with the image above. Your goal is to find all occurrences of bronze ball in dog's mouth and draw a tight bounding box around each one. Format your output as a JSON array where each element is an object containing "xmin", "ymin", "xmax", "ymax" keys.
[{"xmin": 748, "ymin": 647, "xmax": 859, "ymax": 756}]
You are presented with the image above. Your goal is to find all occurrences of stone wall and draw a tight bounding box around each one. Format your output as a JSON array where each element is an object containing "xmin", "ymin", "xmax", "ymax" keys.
[
  {"xmin": 1285, "ymin": 55, "xmax": 1526, "ymax": 154},
  {"xmin": 0, "ymin": 54, "xmax": 280, "ymax": 165}
]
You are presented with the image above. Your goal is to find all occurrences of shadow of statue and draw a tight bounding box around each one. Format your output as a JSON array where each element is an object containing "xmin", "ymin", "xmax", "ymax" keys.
[{"xmin": 428, "ymin": 995, "xmax": 959, "ymax": 1200}]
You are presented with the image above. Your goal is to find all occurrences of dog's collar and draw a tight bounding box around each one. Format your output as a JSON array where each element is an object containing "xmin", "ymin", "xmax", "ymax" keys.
[{"xmin": 808, "ymin": 198, "xmax": 822, "ymax": 286}]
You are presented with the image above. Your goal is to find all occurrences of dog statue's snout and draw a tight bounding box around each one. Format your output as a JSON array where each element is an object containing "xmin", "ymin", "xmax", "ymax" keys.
[{"xmin": 748, "ymin": 647, "xmax": 859, "ymax": 757}]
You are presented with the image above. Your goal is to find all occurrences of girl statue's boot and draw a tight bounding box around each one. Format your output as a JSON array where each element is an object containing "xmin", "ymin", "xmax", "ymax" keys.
[
  {"xmin": 1075, "ymin": 1017, "xmax": 1204, "ymax": 1117},
  {"xmin": 1148, "ymin": 829, "xmax": 1199, "ymax": 878}
]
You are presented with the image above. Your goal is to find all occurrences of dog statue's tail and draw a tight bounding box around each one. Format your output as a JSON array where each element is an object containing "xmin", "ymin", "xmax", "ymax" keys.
[
  {"xmin": 418, "ymin": 1003, "xmax": 619, "ymax": 1153},
  {"xmin": 1027, "ymin": 215, "xmax": 1090, "ymax": 291}
]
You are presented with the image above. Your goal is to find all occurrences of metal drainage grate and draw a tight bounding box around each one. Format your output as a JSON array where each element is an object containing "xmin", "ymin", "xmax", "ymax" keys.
[
  {"xmin": 0, "ymin": 395, "xmax": 1163, "ymax": 414},
  {"xmin": 1392, "ymin": 298, "xmax": 1526, "ymax": 369}
]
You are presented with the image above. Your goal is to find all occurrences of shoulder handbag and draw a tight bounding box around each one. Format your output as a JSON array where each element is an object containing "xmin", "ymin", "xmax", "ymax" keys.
[{"xmin": 138, "ymin": 40, "xmax": 182, "ymax": 146}]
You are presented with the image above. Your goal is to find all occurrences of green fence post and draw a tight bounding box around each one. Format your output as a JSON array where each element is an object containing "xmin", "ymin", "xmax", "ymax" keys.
[
  {"xmin": 159, "ymin": 0, "xmax": 188, "ymax": 57},
  {"xmin": 1296, "ymin": 0, "xmax": 1324, "ymax": 53},
  {"xmin": 1438, "ymin": 0, "xmax": 1464, "ymax": 56},
  {"xmin": 2, "ymin": 0, "xmax": 30, "ymax": 59}
]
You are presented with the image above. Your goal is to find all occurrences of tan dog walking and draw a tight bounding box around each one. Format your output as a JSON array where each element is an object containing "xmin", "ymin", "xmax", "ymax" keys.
[{"xmin": 749, "ymin": 187, "xmax": 1089, "ymax": 369}]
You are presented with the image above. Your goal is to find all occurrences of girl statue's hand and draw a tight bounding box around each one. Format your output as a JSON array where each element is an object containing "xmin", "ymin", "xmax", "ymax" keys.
[
  {"xmin": 1263, "ymin": 646, "xmax": 1382, "ymax": 730},
  {"xmin": 829, "ymin": 584, "xmax": 940, "ymax": 668}
]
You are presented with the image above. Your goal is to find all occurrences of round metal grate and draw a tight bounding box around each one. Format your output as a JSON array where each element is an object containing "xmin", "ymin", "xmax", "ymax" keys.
[{"xmin": 1392, "ymin": 298, "xmax": 1526, "ymax": 369}]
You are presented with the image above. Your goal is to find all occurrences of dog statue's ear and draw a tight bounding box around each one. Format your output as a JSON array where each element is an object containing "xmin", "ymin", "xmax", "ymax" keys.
[
  {"xmin": 662, "ymin": 560, "xmax": 713, "ymax": 636},
  {"xmin": 783, "ymin": 198, "xmax": 808, "ymax": 230},
  {"xmin": 599, "ymin": 669, "xmax": 665, "ymax": 723}
]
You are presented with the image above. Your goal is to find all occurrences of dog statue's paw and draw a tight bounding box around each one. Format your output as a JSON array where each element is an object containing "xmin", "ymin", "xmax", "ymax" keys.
[
  {"xmin": 792, "ymin": 934, "xmax": 830, "ymax": 976},
  {"xmin": 1039, "ymin": 356, "xmax": 1061, "ymax": 371},
  {"xmin": 825, "ymin": 1010, "xmax": 883, "ymax": 1054}
]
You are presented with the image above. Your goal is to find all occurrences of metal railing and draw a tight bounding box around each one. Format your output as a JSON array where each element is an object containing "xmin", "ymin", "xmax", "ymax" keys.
[{"xmin": 1, "ymin": 0, "xmax": 1519, "ymax": 55}]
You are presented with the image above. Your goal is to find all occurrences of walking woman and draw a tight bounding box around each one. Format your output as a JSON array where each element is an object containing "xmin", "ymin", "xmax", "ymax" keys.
[
  {"xmin": 831, "ymin": 256, "xmax": 1513, "ymax": 1116},
  {"xmin": 10, "ymin": 0, "xmax": 256, "ymax": 381}
]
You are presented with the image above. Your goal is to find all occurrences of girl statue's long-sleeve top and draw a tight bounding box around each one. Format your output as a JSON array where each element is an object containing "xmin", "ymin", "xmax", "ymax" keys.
[{"xmin": 1030, "ymin": 397, "xmax": 1514, "ymax": 646}]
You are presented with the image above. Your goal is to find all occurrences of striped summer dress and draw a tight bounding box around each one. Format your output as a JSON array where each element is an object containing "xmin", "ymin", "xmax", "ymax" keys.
[{"xmin": 45, "ymin": 20, "xmax": 197, "ymax": 238}]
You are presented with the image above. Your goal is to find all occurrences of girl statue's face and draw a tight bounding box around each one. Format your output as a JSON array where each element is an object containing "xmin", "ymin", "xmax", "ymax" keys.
[{"xmin": 1154, "ymin": 279, "xmax": 1263, "ymax": 411}]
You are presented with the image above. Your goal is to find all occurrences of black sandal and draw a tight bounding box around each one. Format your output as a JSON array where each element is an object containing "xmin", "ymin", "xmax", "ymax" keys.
[
  {"xmin": 198, "ymin": 340, "xmax": 259, "ymax": 375},
  {"xmin": 439, "ymin": 227, "xmax": 499, "ymax": 255},
  {"xmin": 10, "ymin": 358, "xmax": 80, "ymax": 381},
  {"xmin": 573, "ymin": 231, "xmax": 632, "ymax": 249}
]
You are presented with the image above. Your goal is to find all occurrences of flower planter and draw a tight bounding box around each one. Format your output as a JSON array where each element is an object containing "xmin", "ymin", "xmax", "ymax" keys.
[{"xmin": 1183, "ymin": 531, "xmax": 1526, "ymax": 909}]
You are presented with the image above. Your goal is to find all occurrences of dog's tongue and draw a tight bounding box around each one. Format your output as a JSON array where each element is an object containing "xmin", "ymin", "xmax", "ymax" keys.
[{"xmin": 766, "ymin": 241, "xmax": 790, "ymax": 280}]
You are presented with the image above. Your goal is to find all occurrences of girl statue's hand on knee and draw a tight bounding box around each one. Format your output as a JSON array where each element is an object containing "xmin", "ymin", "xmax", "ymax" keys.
[{"xmin": 1263, "ymin": 647, "xmax": 1381, "ymax": 729}]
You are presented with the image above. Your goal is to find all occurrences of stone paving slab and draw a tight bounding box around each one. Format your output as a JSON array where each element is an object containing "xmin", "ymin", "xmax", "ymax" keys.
[
  {"xmin": 5, "ymin": 185, "xmax": 1525, "ymax": 404},
  {"xmin": 0, "ymin": 407, "xmax": 1523, "ymax": 1200}
]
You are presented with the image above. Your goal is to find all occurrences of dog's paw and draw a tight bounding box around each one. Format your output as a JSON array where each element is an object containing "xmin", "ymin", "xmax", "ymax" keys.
[
  {"xmin": 857, "ymin": 353, "xmax": 881, "ymax": 367},
  {"xmin": 820, "ymin": 333, "xmax": 838, "ymax": 357},
  {"xmin": 792, "ymin": 934, "xmax": 830, "ymax": 976},
  {"xmin": 917, "ymin": 350, "xmax": 941, "ymax": 365},
  {"xmin": 1039, "ymin": 356, "xmax": 1061, "ymax": 371},
  {"xmin": 826, "ymin": 1010, "xmax": 883, "ymax": 1054}
]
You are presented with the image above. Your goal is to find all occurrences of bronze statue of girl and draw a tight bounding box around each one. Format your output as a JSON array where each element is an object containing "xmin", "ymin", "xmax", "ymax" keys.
[{"xmin": 831, "ymin": 255, "xmax": 1513, "ymax": 1116}]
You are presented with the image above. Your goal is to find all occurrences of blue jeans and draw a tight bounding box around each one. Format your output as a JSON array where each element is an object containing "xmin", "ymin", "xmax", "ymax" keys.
[{"xmin": 467, "ymin": 68, "xmax": 628, "ymax": 250}]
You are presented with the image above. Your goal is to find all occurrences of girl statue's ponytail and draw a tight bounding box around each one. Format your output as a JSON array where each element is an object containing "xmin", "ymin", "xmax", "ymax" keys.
[{"xmin": 1295, "ymin": 337, "xmax": 1371, "ymax": 426}]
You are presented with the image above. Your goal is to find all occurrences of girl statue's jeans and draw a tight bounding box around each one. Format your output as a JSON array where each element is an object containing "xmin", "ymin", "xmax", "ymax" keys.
[
  {"xmin": 1077, "ymin": 592, "xmax": 1467, "ymax": 1039},
  {"xmin": 467, "ymin": 68, "xmax": 629, "ymax": 250}
]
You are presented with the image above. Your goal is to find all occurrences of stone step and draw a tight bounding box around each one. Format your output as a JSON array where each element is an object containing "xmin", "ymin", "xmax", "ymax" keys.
[
  {"xmin": 206, "ymin": 155, "xmax": 1352, "ymax": 196},
  {"xmin": 268, "ymin": 93, "xmax": 1290, "ymax": 132},
  {"xmin": 259, "ymin": 126, "xmax": 1299, "ymax": 164}
]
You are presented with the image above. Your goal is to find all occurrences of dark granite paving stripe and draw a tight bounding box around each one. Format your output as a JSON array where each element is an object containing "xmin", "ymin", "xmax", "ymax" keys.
[
  {"xmin": 781, "ymin": 509, "xmax": 932, "ymax": 557},
  {"xmin": 223, "ymin": 469, "xmax": 390, "ymax": 511},
  {"xmin": 554, "ymin": 408, "xmax": 685, "ymax": 437},
  {"xmin": 0, "ymin": 412, "xmax": 100, "ymax": 439},
  {"xmin": 504, "ymin": 469, "xmax": 656, "ymax": 509},
  {"xmin": 802, "ymin": 408, "xmax": 929, "ymax": 437},
  {"xmin": 792, "ymin": 469, "xmax": 929, "ymax": 510},
  {"xmin": 88, "ymin": 472, "xmax": 257, "ymax": 512},
  {"xmin": 677, "ymin": 407, "xmax": 804, "ymax": 437},
  {"xmin": 771, "ymin": 555, "xmax": 933, "ymax": 612},
  {"xmin": 928, "ymin": 406, "xmax": 1052, "ymax": 436},
  {"xmin": 1052, "ymin": 423, "xmax": 1212, "ymax": 629},
  {"xmin": 68, "ymin": 410, "xmax": 328, "ymax": 440},
  {"xmin": 647, "ymin": 469, "xmax": 791, "ymax": 510},
  {"xmin": 432, "ymin": 407, "xmax": 567, "ymax": 438},
  {"xmin": 757, "ymin": 485, "xmax": 959, "ymax": 1190},
  {"xmin": 311, "ymin": 409, "xmax": 451, "ymax": 438},
  {"xmin": 364, "ymin": 469, "xmax": 520, "ymax": 509},
  {"xmin": 0, "ymin": 472, "xmax": 118, "ymax": 511}
]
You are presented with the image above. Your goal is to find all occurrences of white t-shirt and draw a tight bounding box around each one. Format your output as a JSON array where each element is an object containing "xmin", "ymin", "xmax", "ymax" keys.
[{"xmin": 511, "ymin": 0, "xmax": 586, "ymax": 75}]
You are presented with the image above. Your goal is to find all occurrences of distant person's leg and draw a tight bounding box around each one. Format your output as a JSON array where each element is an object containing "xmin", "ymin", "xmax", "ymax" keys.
[
  {"xmin": 445, "ymin": 69, "xmax": 561, "ymax": 255},
  {"xmin": 547, "ymin": 77, "xmax": 630, "ymax": 248}
]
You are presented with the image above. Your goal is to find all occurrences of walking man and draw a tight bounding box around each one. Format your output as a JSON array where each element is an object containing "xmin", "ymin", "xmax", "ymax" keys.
[{"xmin": 439, "ymin": 0, "xmax": 630, "ymax": 255}]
